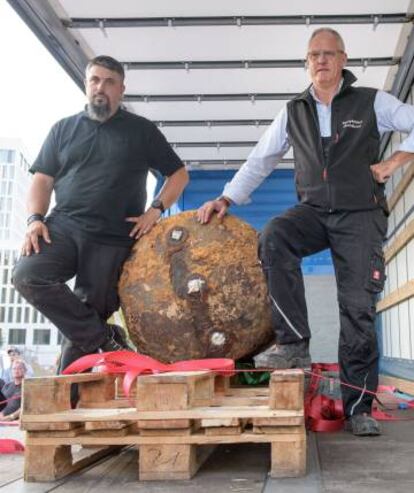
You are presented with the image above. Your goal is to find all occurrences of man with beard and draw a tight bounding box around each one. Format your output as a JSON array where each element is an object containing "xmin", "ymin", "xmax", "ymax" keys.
[
  {"xmin": 13, "ymin": 56, "xmax": 189, "ymax": 372},
  {"xmin": 197, "ymin": 28, "xmax": 414, "ymax": 436}
]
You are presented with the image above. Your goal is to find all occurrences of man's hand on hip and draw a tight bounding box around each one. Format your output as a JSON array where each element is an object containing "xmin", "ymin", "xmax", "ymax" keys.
[
  {"xmin": 370, "ymin": 160, "xmax": 396, "ymax": 183},
  {"xmin": 126, "ymin": 208, "xmax": 162, "ymax": 240},
  {"xmin": 22, "ymin": 221, "xmax": 51, "ymax": 256}
]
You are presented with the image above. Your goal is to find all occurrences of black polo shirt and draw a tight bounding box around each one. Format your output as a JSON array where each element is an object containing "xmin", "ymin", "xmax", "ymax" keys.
[{"xmin": 30, "ymin": 108, "xmax": 184, "ymax": 245}]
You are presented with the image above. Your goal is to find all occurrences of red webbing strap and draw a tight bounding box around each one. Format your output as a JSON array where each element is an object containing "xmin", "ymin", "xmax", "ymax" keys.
[
  {"xmin": 305, "ymin": 363, "xmax": 344, "ymax": 432},
  {"xmin": 62, "ymin": 351, "xmax": 235, "ymax": 398},
  {"xmin": 0, "ymin": 439, "xmax": 24, "ymax": 454}
]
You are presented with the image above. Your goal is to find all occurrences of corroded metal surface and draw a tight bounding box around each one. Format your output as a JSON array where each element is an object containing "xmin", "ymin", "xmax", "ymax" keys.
[{"xmin": 119, "ymin": 211, "xmax": 272, "ymax": 362}]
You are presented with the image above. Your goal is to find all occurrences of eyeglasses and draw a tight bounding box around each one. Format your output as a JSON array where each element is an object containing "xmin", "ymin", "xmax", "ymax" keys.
[{"xmin": 307, "ymin": 50, "xmax": 344, "ymax": 61}]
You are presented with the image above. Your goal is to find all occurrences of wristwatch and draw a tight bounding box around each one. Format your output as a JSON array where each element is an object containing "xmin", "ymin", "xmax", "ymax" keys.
[
  {"xmin": 27, "ymin": 213, "xmax": 44, "ymax": 226},
  {"xmin": 150, "ymin": 198, "xmax": 165, "ymax": 213}
]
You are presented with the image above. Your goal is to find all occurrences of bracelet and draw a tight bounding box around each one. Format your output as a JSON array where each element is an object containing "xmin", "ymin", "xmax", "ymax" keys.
[{"xmin": 27, "ymin": 213, "xmax": 44, "ymax": 226}]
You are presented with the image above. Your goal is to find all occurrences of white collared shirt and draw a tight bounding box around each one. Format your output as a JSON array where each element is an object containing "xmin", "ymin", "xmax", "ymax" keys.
[{"xmin": 223, "ymin": 85, "xmax": 414, "ymax": 204}]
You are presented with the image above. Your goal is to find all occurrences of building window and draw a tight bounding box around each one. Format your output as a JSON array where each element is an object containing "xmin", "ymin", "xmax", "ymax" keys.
[
  {"xmin": 0, "ymin": 149, "xmax": 15, "ymax": 163},
  {"xmin": 9, "ymin": 289, "xmax": 15, "ymax": 304},
  {"xmin": 8, "ymin": 328, "xmax": 26, "ymax": 345},
  {"xmin": 33, "ymin": 329, "xmax": 51, "ymax": 345}
]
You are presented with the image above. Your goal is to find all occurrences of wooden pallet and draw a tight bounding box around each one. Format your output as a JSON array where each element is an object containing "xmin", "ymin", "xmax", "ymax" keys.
[{"xmin": 21, "ymin": 368, "xmax": 306, "ymax": 481}]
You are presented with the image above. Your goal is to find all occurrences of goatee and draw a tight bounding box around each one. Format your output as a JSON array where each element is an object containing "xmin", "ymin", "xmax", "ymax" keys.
[{"xmin": 87, "ymin": 99, "xmax": 111, "ymax": 121}]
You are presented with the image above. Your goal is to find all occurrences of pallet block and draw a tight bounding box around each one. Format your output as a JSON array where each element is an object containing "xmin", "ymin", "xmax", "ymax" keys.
[{"xmin": 21, "ymin": 368, "xmax": 306, "ymax": 482}]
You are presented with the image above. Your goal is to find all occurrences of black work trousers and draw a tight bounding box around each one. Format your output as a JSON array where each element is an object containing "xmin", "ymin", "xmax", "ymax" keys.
[
  {"xmin": 12, "ymin": 215, "xmax": 131, "ymax": 371},
  {"xmin": 259, "ymin": 204, "xmax": 387, "ymax": 416}
]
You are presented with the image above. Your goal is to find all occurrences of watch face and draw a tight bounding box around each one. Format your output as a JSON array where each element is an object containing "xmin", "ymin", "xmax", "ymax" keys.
[{"xmin": 151, "ymin": 199, "xmax": 164, "ymax": 212}]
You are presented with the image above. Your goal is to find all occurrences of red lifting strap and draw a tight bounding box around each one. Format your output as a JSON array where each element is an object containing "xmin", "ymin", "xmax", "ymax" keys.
[
  {"xmin": 62, "ymin": 351, "xmax": 235, "ymax": 398},
  {"xmin": 305, "ymin": 363, "xmax": 345, "ymax": 432},
  {"xmin": 0, "ymin": 439, "xmax": 25, "ymax": 454}
]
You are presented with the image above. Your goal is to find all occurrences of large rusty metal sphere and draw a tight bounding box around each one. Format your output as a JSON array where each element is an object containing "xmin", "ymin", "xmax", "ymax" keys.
[{"xmin": 119, "ymin": 211, "xmax": 272, "ymax": 362}]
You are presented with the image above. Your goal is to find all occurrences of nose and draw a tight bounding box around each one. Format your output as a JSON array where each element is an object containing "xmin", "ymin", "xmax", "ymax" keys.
[{"xmin": 96, "ymin": 79, "xmax": 106, "ymax": 92}]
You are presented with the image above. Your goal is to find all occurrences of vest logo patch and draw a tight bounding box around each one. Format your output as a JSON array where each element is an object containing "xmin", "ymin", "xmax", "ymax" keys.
[{"xmin": 342, "ymin": 119, "xmax": 363, "ymax": 129}]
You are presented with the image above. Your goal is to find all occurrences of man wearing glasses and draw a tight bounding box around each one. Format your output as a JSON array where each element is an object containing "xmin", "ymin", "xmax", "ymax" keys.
[{"xmin": 198, "ymin": 28, "xmax": 414, "ymax": 436}]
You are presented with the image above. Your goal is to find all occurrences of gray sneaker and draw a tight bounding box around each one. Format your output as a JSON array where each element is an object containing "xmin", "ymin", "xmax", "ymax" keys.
[
  {"xmin": 344, "ymin": 413, "xmax": 381, "ymax": 437},
  {"xmin": 254, "ymin": 340, "xmax": 311, "ymax": 369}
]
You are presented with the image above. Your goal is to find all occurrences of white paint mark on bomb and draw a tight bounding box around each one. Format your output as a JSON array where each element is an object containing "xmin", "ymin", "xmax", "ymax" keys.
[
  {"xmin": 171, "ymin": 229, "xmax": 183, "ymax": 241},
  {"xmin": 187, "ymin": 278, "xmax": 205, "ymax": 294},
  {"xmin": 211, "ymin": 332, "xmax": 226, "ymax": 346}
]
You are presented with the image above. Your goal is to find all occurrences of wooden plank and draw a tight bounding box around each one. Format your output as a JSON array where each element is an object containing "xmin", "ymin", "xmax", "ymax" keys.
[
  {"xmin": 379, "ymin": 374, "xmax": 414, "ymax": 396},
  {"xmin": 224, "ymin": 387, "xmax": 270, "ymax": 397},
  {"xmin": 25, "ymin": 430, "xmax": 308, "ymax": 446},
  {"xmin": 87, "ymin": 427, "xmax": 135, "ymax": 437},
  {"xmin": 22, "ymin": 422, "xmax": 81, "ymax": 431},
  {"xmin": 139, "ymin": 443, "xmax": 198, "ymax": 480},
  {"xmin": 253, "ymin": 425, "xmax": 304, "ymax": 435},
  {"xmin": 270, "ymin": 432, "xmax": 306, "ymax": 478},
  {"xmin": 136, "ymin": 371, "xmax": 214, "ymax": 411},
  {"xmin": 137, "ymin": 370, "xmax": 212, "ymax": 383},
  {"xmin": 27, "ymin": 428, "xmax": 83, "ymax": 438},
  {"xmin": 376, "ymin": 279, "xmax": 414, "ymax": 313},
  {"xmin": 214, "ymin": 375, "xmax": 231, "ymax": 393},
  {"xmin": 24, "ymin": 444, "xmax": 122, "ymax": 482},
  {"xmin": 24, "ymin": 445, "xmax": 73, "ymax": 482},
  {"xmin": 212, "ymin": 395, "xmax": 269, "ymax": 406},
  {"xmin": 139, "ymin": 443, "xmax": 216, "ymax": 481},
  {"xmin": 201, "ymin": 417, "xmax": 240, "ymax": 427},
  {"xmin": 23, "ymin": 378, "xmax": 71, "ymax": 416},
  {"xmin": 387, "ymin": 160, "xmax": 414, "ymax": 212},
  {"xmin": 384, "ymin": 218, "xmax": 414, "ymax": 264},
  {"xmin": 24, "ymin": 373, "xmax": 104, "ymax": 385},
  {"xmin": 78, "ymin": 375, "xmax": 117, "ymax": 407},
  {"xmin": 85, "ymin": 420, "xmax": 130, "ymax": 431},
  {"xmin": 252, "ymin": 416, "xmax": 304, "ymax": 427},
  {"xmin": 137, "ymin": 382, "xmax": 190, "ymax": 411},
  {"xmin": 205, "ymin": 426, "xmax": 242, "ymax": 436},
  {"xmin": 81, "ymin": 398, "xmax": 131, "ymax": 408},
  {"xmin": 140, "ymin": 428, "xmax": 193, "ymax": 437},
  {"xmin": 22, "ymin": 406, "xmax": 303, "ymax": 423},
  {"xmin": 138, "ymin": 419, "xmax": 192, "ymax": 429},
  {"xmin": 269, "ymin": 370, "xmax": 304, "ymax": 411}
]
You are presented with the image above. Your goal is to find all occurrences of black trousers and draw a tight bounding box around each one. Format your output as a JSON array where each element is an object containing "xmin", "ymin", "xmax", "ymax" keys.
[
  {"xmin": 12, "ymin": 215, "xmax": 131, "ymax": 371},
  {"xmin": 259, "ymin": 204, "xmax": 387, "ymax": 416}
]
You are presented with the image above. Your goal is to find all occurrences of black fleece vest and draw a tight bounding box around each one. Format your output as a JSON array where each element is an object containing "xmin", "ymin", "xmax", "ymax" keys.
[{"xmin": 287, "ymin": 70, "xmax": 386, "ymax": 212}]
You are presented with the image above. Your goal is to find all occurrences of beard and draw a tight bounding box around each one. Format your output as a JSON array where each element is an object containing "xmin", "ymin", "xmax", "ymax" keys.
[{"xmin": 87, "ymin": 94, "xmax": 111, "ymax": 121}]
